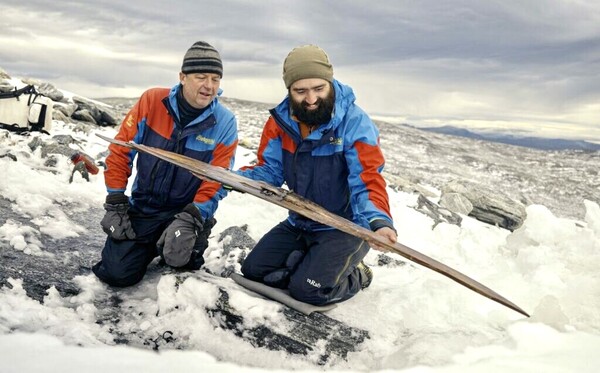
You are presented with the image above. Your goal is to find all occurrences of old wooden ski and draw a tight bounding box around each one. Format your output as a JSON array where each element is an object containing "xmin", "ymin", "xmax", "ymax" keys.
[{"xmin": 97, "ymin": 134, "xmax": 529, "ymax": 317}]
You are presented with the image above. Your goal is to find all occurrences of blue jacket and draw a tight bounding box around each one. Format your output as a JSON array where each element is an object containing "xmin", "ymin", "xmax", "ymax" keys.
[
  {"xmin": 237, "ymin": 80, "xmax": 394, "ymax": 232},
  {"xmin": 105, "ymin": 84, "xmax": 238, "ymax": 219}
]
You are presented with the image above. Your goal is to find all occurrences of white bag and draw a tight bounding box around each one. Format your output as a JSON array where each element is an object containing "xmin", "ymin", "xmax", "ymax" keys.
[
  {"xmin": 0, "ymin": 85, "xmax": 53, "ymax": 133},
  {"xmin": 27, "ymin": 95, "xmax": 53, "ymax": 131}
]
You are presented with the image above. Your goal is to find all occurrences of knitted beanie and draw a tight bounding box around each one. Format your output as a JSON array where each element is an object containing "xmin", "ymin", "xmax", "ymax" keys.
[
  {"xmin": 181, "ymin": 41, "xmax": 223, "ymax": 77},
  {"xmin": 282, "ymin": 45, "xmax": 333, "ymax": 88}
]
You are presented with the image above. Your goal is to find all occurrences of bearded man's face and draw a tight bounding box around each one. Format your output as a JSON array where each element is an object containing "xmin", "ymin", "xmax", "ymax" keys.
[{"xmin": 289, "ymin": 78, "xmax": 335, "ymax": 126}]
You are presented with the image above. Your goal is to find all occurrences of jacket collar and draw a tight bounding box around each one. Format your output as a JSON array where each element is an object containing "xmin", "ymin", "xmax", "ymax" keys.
[{"xmin": 165, "ymin": 84, "xmax": 223, "ymax": 127}]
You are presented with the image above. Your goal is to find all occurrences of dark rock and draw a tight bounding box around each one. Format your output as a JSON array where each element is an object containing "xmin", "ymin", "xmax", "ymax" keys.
[
  {"xmin": 72, "ymin": 96, "xmax": 102, "ymax": 121},
  {"xmin": 442, "ymin": 180, "xmax": 526, "ymax": 231},
  {"xmin": 52, "ymin": 134, "xmax": 79, "ymax": 146},
  {"xmin": 208, "ymin": 286, "xmax": 369, "ymax": 365},
  {"xmin": 214, "ymin": 225, "xmax": 255, "ymax": 277},
  {"xmin": 44, "ymin": 155, "xmax": 58, "ymax": 168},
  {"xmin": 376, "ymin": 253, "xmax": 407, "ymax": 268},
  {"xmin": 98, "ymin": 109, "xmax": 119, "ymax": 126},
  {"xmin": 415, "ymin": 193, "xmax": 463, "ymax": 228},
  {"xmin": 72, "ymin": 109, "xmax": 97, "ymax": 124},
  {"xmin": 27, "ymin": 137, "xmax": 44, "ymax": 152},
  {"xmin": 218, "ymin": 225, "xmax": 255, "ymax": 252},
  {"xmin": 0, "ymin": 152, "xmax": 17, "ymax": 161},
  {"xmin": 54, "ymin": 103, "xmax": 77, "ymax": 117},
  {"xmin": 27, "ymin": 135, "xmax": 79, "ymax": 158}
]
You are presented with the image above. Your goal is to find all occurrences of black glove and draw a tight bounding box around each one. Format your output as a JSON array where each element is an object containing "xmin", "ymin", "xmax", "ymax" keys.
[
  {"xmin": 157, "ymin": 203, "xmax": 204, "ymax": 267},
  {"xmin": 100, "ymin": 193, "xmax": 136, "ymax": 240}
]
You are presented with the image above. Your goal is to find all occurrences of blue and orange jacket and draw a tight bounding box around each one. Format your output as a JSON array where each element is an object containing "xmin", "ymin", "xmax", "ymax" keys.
[
  {"xmin": 104, "ymin": 85, "xmax": 238, "ymax": 219},
  {"xmin": 237, "ymin": 80, "xmax": 394, "ymax": 232}
]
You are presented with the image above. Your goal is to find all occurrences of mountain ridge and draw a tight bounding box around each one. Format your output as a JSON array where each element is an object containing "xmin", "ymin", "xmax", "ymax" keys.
[{"xmin": 416, "ymin": 124, "xmax": 600, "ymax": 151}]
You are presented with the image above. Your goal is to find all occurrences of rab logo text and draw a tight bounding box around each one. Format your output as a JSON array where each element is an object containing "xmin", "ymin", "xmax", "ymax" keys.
[{"xmin": 306, "ymin": 278, "xmax": 321, "ymax": 288}]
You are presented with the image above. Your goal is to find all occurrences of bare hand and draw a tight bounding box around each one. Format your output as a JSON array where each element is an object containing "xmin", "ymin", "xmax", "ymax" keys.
[
  {"xmin": 376, "ymin": 227, "xmax": 397, "ymax": 242},
  {"xmin": 370, "ymin": 227, "xmax": 397, "ymax": 252}
]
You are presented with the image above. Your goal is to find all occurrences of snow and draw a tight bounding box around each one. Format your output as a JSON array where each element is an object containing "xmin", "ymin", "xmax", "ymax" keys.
[{"xmin": 1, "ymin": 117, "xmax": 600, "ymax": 372}]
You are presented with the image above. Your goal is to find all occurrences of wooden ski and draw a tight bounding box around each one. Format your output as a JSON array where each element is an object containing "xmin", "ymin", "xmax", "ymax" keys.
[{"xmin": 97, "ymin": 134, "xmax": 529, "ymax": 317}]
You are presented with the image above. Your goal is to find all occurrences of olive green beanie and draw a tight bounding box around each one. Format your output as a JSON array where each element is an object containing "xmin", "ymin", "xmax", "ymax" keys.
[{"xmin": 282, "ymin": 45, "xmax": 334, "ymax": 88}]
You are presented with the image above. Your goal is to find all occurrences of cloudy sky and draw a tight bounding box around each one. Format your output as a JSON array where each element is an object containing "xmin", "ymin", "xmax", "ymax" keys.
[{"xmin": 2, "ymin": 0, "xmax": 599, "ymax": 140}]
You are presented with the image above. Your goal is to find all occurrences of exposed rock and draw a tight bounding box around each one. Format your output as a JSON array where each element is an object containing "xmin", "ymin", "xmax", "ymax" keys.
[
  {"xmin": 21, "ymin": 77, "xmax": 41, "ymax": 86},
  {"xmin": 415, "ymin": 194, "xmax": 462, "ymax": 228},
  {"xmin": 28, "ymin": 135, "xmax": 80, "ymax": 158},
  {"xmin": 52, "ymin": 110, "xmax": 70, "ymax": 124},
  {"xmin": 212, "ymin": 225, "xmax": 254, "ymax": 278},
  {"xmin": 37, "ymin": 82, "xmax": 64, "ymax": 102},
  {"xmin": 375, "ymin": 253, "xmax": 407, "ymax": 268},
  {"xmin": 218, "ymin": 225, "xmax": 256, "ymax": 252},
  {"xmin": 52, "ymin": 134, "xmax": 79, "ymax": 146},
  {"xmin": 384, "ymin": 172, "xmax": 438, "ymax": 198},
  {"xmin": 98, "ymin": 108, "xmax": 119, "ymax": 126},
  {"xmin": 0, "ymin": 68, "xmax": 10, "ymax": 80},
  {"xmin": 54, "ymin": 103, "xmax": 78, "ymax": 117},
  {"xmin": 27, "ymin": 137, "xmax": 44, "ymax": 152},
  {"xmin": 442, "ymin": 180, "xmax": 526, "ymax": 231},
  {"xmin": 71, "ymin": 96, "xmax": 119, "ymax": 126},
  {"xmin": 238, "ymin": 137, "xmax": 255, "ymax": 149},
  {"xmin": 39, "ymin": 143, "xmax": 76, "ymax": 158},
  {"xmin": 95, "ymin": 97, "xmax": 137, "ymax": 120},
  {"xmin": 44, "ymin": 155, "xmax": 58, "ymax": 168},
  {"xmin": 0, "ymin": 152, "xmax": 17, "ymax": 162},
  {"xmin": 72, "ymin": 96, "xmax": 102, "ymax": 122},
  {"xmin": 71, "ymin": 121, "xmax": 98, "ymax": 135},
  {"xmin": 439, "ymin": 192, "xmax": 473, "ymax": 215},
  {"xmin": 0, "ymin": 80, "xmax": 13, "ymax": 93},
  {"xmin": 71, "ymin": 109, "xmax": 97, "ymax": 124}
]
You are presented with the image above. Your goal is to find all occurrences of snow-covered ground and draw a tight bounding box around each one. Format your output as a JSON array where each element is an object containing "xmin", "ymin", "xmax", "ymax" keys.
[{"xmin": 1, "ymin": 107, "xmax": 599, "ymax": 372}]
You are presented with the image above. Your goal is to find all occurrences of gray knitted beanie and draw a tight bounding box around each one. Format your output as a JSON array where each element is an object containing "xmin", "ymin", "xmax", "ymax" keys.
[{"xmin": 181, "ymin": 41, "xmax": 223, "ymax": 77}]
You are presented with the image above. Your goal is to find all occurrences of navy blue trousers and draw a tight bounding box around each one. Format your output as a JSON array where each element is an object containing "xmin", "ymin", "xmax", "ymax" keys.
[
  {"xmin": 92, "ymin": 207, "xmax": 212, "ymax": 287},
  {"xmin": 241, "ymin": 220, "xmax": 369, "ymax": 305}
]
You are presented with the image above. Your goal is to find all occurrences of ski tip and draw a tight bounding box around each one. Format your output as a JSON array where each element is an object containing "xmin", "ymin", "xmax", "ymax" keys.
[
  {"xmin": 514, "ymin": 306, "xmax": 530, "ymax": 318},
  {"xmin": 95, "ymin": 133, "xmax": 111, "ymax": 141},
  {"xmin": 96, "ymin": 133, "xmax": 132, "ymax": 148}
]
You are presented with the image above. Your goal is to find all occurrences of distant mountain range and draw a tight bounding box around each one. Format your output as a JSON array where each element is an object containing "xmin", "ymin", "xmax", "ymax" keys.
[{"xmin": 417, "ymin": 125, "xmax": 600, "ymax": 151}]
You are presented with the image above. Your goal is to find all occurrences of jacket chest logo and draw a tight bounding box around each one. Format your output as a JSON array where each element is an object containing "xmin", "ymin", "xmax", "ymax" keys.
[
  {"xmin": 329, "ymin": 137, "xmax": 342, "ymax": 145},
  {"xmin": 196, "ymin": 135, "xmax": 215, "ymax": 145},
  {"xmin": 125, "ymin": 115, "xmax": 135, "ymax": 128}
]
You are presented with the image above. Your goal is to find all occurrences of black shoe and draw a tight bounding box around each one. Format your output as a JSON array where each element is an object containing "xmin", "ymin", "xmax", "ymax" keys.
[{"xmin": 357, "ymin": 261, "xmax": 373, "ymax": 289}]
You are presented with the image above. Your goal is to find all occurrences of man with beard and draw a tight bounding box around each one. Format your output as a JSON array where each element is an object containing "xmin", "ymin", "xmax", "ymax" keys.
[
  {"xmin": 93, "ymin": 41, "xmax": 238, "ymax": 287},
  {"xmin": 236, "ymin": 45, "xmax": 396, "ymax": 305}
]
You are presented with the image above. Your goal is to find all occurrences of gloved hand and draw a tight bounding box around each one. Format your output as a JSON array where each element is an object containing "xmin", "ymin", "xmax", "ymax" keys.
[
  {"xmin": 100, "ymin": 193, "xmax": 136, "ymax": 240},
  {"xmin": 157, "ymin": 203, "xmax": 204, "ymax": 267}
]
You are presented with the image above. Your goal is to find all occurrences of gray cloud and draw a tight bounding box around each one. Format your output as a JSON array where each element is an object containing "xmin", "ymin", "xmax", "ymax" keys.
[{"xmin": 1, "ymin": 0, "xmax": 598, "ymax": 139}]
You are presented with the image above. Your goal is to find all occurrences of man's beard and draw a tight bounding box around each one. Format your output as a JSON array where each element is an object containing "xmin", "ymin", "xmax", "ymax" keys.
[{"xmin": 290, "ymin": 87, "xmax": 335, "ymax": 127}]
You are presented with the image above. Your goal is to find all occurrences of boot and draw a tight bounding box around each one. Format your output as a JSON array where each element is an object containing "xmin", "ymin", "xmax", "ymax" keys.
[{"xmin": 356, "ymin": 261, "xmax": 373, "ymax": 289}]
